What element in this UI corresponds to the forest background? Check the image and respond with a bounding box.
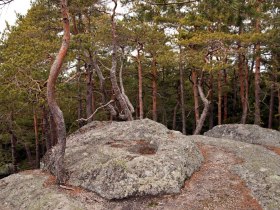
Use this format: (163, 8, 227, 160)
(0, 0, 279, 174)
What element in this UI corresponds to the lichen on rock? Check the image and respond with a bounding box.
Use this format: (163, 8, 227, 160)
(42, 119, 203, 200)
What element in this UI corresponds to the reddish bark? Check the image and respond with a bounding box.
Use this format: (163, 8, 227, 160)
(152, 55, 157, 122)
(46, 0, 70, 184)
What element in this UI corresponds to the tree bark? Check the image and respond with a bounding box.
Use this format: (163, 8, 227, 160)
(218, 70, 222, 125)
(77, 57, 83, 128)
(137, 48, 144, 119)
(194, 78, 211, 135)
(192, 70, 200, 126)
(179, 45, 186, 134)
(223, 69, 228, 122)
(172, 101, 179, 130)
(93, 58, 117, 117)
(268, 80, 275, 128)
(33, 108, 40, 169)
(152, 54, 158, 122)
(8, 113, 17, 173)
(46, 0, 70, 184)
(86, 59, 94, 123)
(24, 143, 33, 167)
(209, 72, 214, 129)
(254, 4, 261, 125)
(110, 1, 133, 121)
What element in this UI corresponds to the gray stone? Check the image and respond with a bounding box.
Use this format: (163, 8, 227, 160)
(42, 119, 203, 200)
(192, 135, 280, 210)
(204, 124, 280, 147)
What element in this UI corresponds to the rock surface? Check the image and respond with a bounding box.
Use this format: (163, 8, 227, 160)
(42, 119, 203, 199)
(204, 124, 280, 147)
(1, 122, 280, 210)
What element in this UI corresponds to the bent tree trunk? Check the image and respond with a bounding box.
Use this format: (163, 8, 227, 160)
(46, 0, 70, 184)
(194, 80, 211, 135)
(111, 0, 133, 120)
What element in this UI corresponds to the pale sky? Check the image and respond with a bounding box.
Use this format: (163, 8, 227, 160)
(0, 0, 31, 32)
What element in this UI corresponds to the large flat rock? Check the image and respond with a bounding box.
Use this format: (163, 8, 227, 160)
(42, 119, 203, 199)
(204, 124, 280, 148)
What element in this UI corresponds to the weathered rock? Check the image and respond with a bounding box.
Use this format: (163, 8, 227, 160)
(42, 119, 203, 200)
(0, 170, 103, 210)
(204, 124, 280, 148)
(192, 135, 280, 210)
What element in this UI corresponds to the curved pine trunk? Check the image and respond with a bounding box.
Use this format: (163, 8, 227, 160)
(46, 0, 70, 184)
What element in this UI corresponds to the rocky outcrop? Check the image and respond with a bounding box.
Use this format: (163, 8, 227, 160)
(42, 119, 203, 200)
(204, 124, 280, 148)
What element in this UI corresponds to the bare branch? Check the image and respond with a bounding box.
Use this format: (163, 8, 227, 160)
(77, 100, 115, 122)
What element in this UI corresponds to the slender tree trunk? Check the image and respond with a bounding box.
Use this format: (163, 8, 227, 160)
(137, 49, 144, 119)
(179, 45, 186, 134)
(24, 143, 33, 167)
(254, 5, 261, 125)
(8, 113, 17, 173)
(241, 60, 249, 124)
(119, 48, 134, 114)
(46, 0, 70, 184)
(110, 1, 133, 120)
(278, 88, 280, 128)
(93, 59, 117, 117)
(209, 72, 214, 129)
(152, 55, 157, 121)
(218, 70, 222, 125)
(233, 69, 237, 113)
(77, 57, 83, 128)
(43, 107, 51, 151)
(86, 61, 93, 123)
(194, 79, 211, 135)
(223, 69, 228, 122)
(268, 81, 275, 129)
(172, 101, 179, 130)
(33, 108, 40, 169)
(192, 70, 200, 125)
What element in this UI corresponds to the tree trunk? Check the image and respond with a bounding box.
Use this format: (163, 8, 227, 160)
(24, 143, 33, 167)
(179, 46, 186, 134)
(110, 1, 133, 121)
(209, 72, 214, 129)
(254, 5, 261, 125)
(223, 69, 228, 122)
(278, 88, 280, 128)
(241, 60, 249, 124)
(218, 70, 222, 125)
(86, 60, 93, 123)
(77, 57, 83, 128)
(8, 113, 17, 173)
(172, 101, 179, 130)
(194, 79, 211, 135)
(43, 107, 52, 151)
(137, 48, 144, 119)
(119, 48, 134, 114)
(33, 108, 40, 169)
(268, 81, 275, 128)
(152, 55, 157, 121)
(192, 70, 200, 126)
(46, 0, 70, 184)
(93, 58, 117, 117)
